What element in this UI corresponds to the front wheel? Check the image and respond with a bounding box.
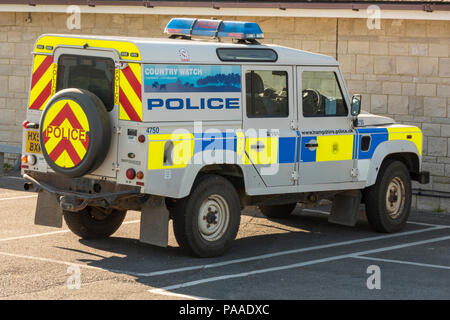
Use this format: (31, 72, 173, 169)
(172, 174, 241, 257)
(365, 160, 412, 233)
(63, 206, 126, 239)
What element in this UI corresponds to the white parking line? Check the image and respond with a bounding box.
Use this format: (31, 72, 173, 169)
(0, 251, 107, 272)
(352, 256, 450, 270)
(0, 221, 142, 273)
(137, 225, 447, 277)
(301, 208, 330, 215)
(149, 288, 210, 300)
(0, 229, 70, 242)
(407, 221, 449, 228)
(0, 209, 448, 284)
(148, 235, 450, 293)
(2, 224, 445, 280)
(1, 176, 24, 181)
(0, 219, 140, 242)
(303, 209, 449, 229)
(0, 194, 37, 201)
(349, 235, 450, 256)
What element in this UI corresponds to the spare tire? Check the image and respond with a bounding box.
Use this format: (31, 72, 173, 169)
(39, 88, 111, 178)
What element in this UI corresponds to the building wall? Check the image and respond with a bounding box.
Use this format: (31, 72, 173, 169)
(0, 12, 449, 210)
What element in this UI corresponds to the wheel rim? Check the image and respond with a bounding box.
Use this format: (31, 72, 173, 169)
(385, 176, 406, 219)
(197, 194, 230, 242)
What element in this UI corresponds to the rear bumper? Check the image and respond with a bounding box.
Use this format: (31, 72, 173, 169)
(23, 173, 141, 212)
(411, 171, 430, 184)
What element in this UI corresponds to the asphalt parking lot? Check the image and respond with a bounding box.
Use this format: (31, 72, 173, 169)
(0, 175, 449, 300)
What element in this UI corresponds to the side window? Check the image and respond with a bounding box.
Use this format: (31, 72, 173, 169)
(246, 70, 288, 118)
(56, 54, 115, 111)
(302, 71, 348, 117)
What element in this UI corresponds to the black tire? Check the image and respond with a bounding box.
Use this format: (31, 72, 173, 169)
(39, 88, 111, 178)
(63, 206, 126, 239)
(172, 174, 241, 258)
(259, 203, 297, 219)
(365, 160, 412, 233)
(165, 198, 177, 220)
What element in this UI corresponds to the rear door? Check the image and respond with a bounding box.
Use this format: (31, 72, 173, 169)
(297, 66, 356, 185)
(242, 65, 298, 187)
(54, 48, 120, 178)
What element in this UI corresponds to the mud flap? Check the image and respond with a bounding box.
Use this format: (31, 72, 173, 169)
(34, 190, 63, 228)
(139, 196, 169, 247)
(328, 190, 362, 227)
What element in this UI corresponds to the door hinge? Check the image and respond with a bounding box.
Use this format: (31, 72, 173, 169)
(351, 168, 359, 178)
(291, 170, 299, 183)
(116, 61, 129, 70)
(113, 126, 122, 135)
(290, 120, 298, 131)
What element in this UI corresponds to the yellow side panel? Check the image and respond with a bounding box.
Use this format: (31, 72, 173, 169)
(147, 134, 194, 170)
(235, 130, 248, 164)
(245, 137, 278, 165)
(316, 134, 354, 162)
(387, 127, 422, 155)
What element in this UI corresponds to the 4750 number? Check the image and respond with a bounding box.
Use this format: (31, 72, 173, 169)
(146, 127, 160, 134)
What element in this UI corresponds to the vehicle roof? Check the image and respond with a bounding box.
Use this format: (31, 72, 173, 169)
(36, 34, 339, 66)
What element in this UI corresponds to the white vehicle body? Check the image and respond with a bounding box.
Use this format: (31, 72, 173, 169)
(21, 22, 429, 257)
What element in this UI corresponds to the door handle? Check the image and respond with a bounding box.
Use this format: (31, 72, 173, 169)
(305, 143, 319, 148)
(250, 143, 265, 151)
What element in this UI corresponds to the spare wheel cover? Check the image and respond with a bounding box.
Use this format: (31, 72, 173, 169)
(39, 88, 111, 178)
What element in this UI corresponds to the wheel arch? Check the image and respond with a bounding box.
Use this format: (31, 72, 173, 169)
(383, 152, 420, 175)
(365, 140, 420, 188)
(191, 164, 246, 208)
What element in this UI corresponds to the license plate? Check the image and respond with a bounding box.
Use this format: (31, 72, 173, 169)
(25, 130, 41, 154)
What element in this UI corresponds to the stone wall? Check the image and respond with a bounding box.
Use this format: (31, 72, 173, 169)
(0, 12, 449, 210)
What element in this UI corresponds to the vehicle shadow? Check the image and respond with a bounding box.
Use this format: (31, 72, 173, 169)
(67, 206, 377, 299)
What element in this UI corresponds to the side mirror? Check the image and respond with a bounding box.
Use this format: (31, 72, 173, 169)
(351, 94, 361, 116)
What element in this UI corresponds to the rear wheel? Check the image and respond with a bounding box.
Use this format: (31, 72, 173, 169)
(172, 174, 241, 257)
(365, 160, 411, 233)
(259, 203, 297, 219)
(63, 206, 126, 239)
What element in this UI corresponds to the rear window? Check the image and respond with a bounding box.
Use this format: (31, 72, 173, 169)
(217, 48, 277, 62)
(56, 55, 115, 111)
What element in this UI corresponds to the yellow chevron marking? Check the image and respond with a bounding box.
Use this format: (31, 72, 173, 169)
(119, 70, 142, 119)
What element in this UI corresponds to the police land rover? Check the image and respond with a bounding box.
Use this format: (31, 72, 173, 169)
(21, 18, 429, 257)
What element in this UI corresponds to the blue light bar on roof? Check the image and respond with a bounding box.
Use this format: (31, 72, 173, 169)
(164, 18, 264, 40)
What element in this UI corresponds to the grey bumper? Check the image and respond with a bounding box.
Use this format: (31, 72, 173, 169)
(23, 173, 140, 212)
